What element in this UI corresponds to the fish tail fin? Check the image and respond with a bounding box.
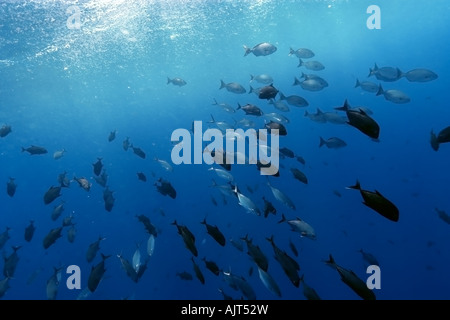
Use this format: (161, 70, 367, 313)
(21, 147, 25, 152)
(319, 137, 326, 148)
(335, 99, 350, 111)
(293, 77, 301, 86)
(212, 98, 218, 105)
(304, 110, 309, 116)
(219, 80, 226, 90)
(355, 79, 360, 88)
(277, 214, 286, 224)
(170, 220, 177, 226)
(324, 254, 336, 266)
(250, 74, 254, 81)
(347, 180, 361, 190)
(376, 84, 384, 96)
(243, 45, 251, 56)
(248, 85, 254, 94)
(200, 218, 207, 225)
(368, 68, 374, 77)
(240, 234, 249, 242)
(288, 47, 294, 56)
(167, 77, 171, 84)
(279, 92, 286, 100)
(101, 253, 112, 261)
(297, 59, 303, 68)
(265, 235, 274, 244)
(237, 103, 242, 110)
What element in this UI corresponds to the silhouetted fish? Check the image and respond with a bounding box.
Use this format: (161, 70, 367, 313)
(43, 186, 62, 205)
(347, 180, 399, 222)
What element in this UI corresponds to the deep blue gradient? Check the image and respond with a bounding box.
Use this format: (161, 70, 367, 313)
(0, 0, 449, 300)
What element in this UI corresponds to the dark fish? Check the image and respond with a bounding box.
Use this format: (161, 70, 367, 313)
(21, 145, 48, 155)
(341, 100, 380, 139)
(347, 180, 399, 222)
(57, 171, 71, 188)
(192, 257, 205, 284)
(155, 178, 177, 199)
(218, 288, 234, 300)
(262, 196, 277, 218)
(210, 150, 231, 171)
(244, 42, 277, 57)
(296, 156, 306, 165)
(264, 121, 287, 136)
(203, 258, 220, 276)
(256, 160, 280, 177)
(94, 170, 108, 187)
(210, 195, 218, 206)
(167, 77, 187, 86)
(290, 168, 308, 184)
(73, 176, 91, 192)
(51, 202, 65, 221)
(279, 147, 295, 159)
(62, 215, 74, 227)
(0, 276, 11, 298)
(137, 172, 147, 182)
(136, 214, 158, 237)
(319, 137, 347, 149)
(0, 227, 11, 250)
(325, 254, 376, 300)
(241, 235, 269, 272)
(88, 253, 110, 293)
(6, 177, 17, 197)
(237, 103, 263, 116)
(43, 186, 62, 205)
(86, 237, 105, 263)
(103, 187, 115, 212)
(108, 130, 116, 142)
(123, 137, 131, 151)
(300, 275, 321, 300)
(230, 238, 244, 252)
(222, 271, 256, 300)
(430, 130, 440, 151)
(46, 267, 62, 300)
(130, 145, 146, 159)
(437, 126, 450, 144)
(201, 218, 226, 247)
(67, 225, 77, 243)
(24, 221, 36, 242)
(266, 235, 300, 287)
(176, 271, 193, 281)
(258, 84, 279, 100)
(436, 208, 450, 225)
(0, 124, 11, 138)
(358, 249, 379, 266)
(92, 158, 103, 176)
(3, 246, 21, 278)
(172, 220, 197, 257)
(289, 238, 298, 257)
(43, 227, 63, 250)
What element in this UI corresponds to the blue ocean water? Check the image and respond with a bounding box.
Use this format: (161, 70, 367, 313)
(0, 0, 449, 300)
